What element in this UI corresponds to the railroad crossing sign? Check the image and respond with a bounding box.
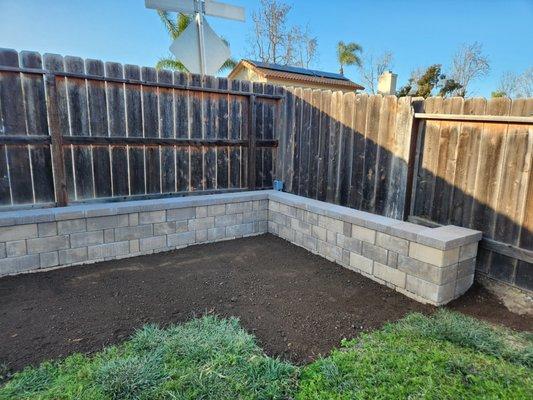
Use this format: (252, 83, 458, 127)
(145, 0, 245, 76)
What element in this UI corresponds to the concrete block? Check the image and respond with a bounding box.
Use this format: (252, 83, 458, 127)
(417, 225, 482, 250)
(175, 220, 188, 233)
(129, 213, 139, 226)
(208, 227, 226, 241)
(343, 221, 352, 237)
(196, 229, 208, 243)
(196, 206, 208, 218)
(215, 214, 242, 227)
(254, 221, 268, 233)
(140, 235, 167, 252)
(0, 254, 39, 275)
(455, 274, 474, 297)
(243, 211, 262, 224)
(326, 230, 337, 245)
(70, 231, 104, 247)
(397, 254, 457, 285)
(0, 224, 38, 242)
(278, 225, 295, 242)
(208, 204, 226, 216)
(139, 210, 166, 224)
(300, 234, 317, 252)
(226, 202, 252, 214)
(38, 222, 57, 237)
(118, 214, 129, 227)
(0, 243, 5, 258)
(59, 247, 88, 264)
(338, 234, 362, 253)
(154, 221, 177, 235)
(40, 251, 59, 268)
(6, 240, 27, 257)
(268, 221, 279, 235)
(352, 225, 376, 244)
(167, 231, 195, 247)
(376, 232, 409, 255)
(342, 249, 350, 266)
(88, 241, 129, 259)
(253, 199, 268, 210)
(318, 215, 343, 234)
(387, 251, 398, 268)
(406, 275, 455, 305)
(373, 262, 406, 288)
(306, 212, 318, 225)
(350, 252, 373, 274)
(27, 235, 69, 254)
(268, 201, 279, 212)
(311, 225, 327, 241)
(114, 225, 153, 241)
(317, 240, 342, 261)
(58, 219, 86, 234)
(409, 242, 459, 267)
(166, 207, 195, 221)
(87, 215, 120, 231)
(459, 242, 478, 262)
(226, 223, 254, 238)
(104, 229, 114, 243)
(457, 258, 476, 279)
(129, 239, 140, 253)
(362, 242, 388, 265)
(188, 217, 214, 231)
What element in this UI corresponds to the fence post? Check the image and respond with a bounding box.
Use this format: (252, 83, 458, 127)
(248, 94, 257, 190)
(44, 73, 68, 206)
(403, 98, 424, 220)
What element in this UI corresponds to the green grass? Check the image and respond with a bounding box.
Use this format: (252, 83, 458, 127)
(1, 310, 531, 400)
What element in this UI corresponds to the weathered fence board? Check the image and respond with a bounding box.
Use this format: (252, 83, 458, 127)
(0, 49, 278, 208)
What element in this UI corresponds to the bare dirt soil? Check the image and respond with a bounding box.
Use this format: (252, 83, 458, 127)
(1, 234, 530, 372)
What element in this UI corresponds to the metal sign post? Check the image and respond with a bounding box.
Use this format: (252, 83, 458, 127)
(145, 0, 245, 76)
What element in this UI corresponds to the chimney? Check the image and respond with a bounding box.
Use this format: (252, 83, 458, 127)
(378, 71, 397, 95)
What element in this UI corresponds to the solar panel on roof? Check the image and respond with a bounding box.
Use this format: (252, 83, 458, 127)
(248, 60, 350, 82)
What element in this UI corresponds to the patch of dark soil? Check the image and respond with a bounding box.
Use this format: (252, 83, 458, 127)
(0, 234, 529, 373)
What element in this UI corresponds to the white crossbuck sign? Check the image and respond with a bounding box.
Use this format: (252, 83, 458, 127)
(145, 0, 245, 76)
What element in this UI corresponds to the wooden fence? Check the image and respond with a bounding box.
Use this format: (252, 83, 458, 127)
(0, 49, 279, 208)
(276, 89, 532, 292)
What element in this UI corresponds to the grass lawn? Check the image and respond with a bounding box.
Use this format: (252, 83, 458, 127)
(1, 311, 531, 400)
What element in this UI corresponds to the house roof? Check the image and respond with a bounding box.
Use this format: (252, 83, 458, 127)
(228, 60, 364, 91)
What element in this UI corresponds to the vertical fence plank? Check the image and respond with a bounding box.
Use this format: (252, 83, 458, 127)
(361, 94, 381, 211)
(105, 61, 129, 197)
(142, 67, 160, 194)
(21, 51, 54, 204)
(158, 69, 175, 193)
(174, 71, 190, 192)
(203, 75, 217, 190)
(337, 92, 355, 205)
(229, 79, 242, 189)
(349, 94, 368, 209)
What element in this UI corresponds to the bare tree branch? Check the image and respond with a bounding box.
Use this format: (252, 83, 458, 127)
(450, 42, 490, 97)
(358, 51, 393, 94)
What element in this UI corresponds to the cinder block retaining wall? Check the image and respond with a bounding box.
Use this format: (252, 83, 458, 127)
(0, 191, 481, 305)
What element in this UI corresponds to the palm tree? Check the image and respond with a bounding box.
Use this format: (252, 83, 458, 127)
(337, 41, 363, 75)
(156, 11, 237, 73)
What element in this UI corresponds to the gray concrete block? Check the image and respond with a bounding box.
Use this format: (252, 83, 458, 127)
(40, 251, 59, 268)
(267, 221, 279, 235)
(253, 220, 268, 233)
(343, 221, 352, 237)
(188, 217, 214, 231)
(317, 240, 343, 262)
(352, 225, 376, 244)
(226, 202, 253, 214)
(337, 234, 362, 253)
(0, 254, 40, 275)
(195, 206, 208, 218)
(208, 204, 226, 216)
(166, 207, 195, 221)
(397, 254, 457, 285)
(129, 239, 140, 253)
(129, 213, 139, 226)
(27, 235, 69, 254)
(406, 275, 455, 305)
(373, 262, 406, 288)
(0, 243, 5, 259)
(139, 210, 166, 224)
(387, 251, 398, 268)
(208, 227, 226, 241)
(104, 229, 114, 243)
(278, 225, 295, 242)
(167, 231, 195, 247)
(362, 242, 388, 265)
(140, 235, 167, 252)
(87, 215, 120, 231)
(0, 224, 38, 242)
(58, 219, 86, 234)
(455, 274, 474, 297)
(215, 214, 243, 227)
(59, 247, 88, 264)
(311, 225, 327, 241)
(196, 229, 208, 243)
(326, 230, 337, 245)
(409, 242, 459, 267)
(416, 225, 482, 250)
(6, 240, 27, 257)
(70, 231, 104, 247)
(38, 222, 57, 237)
(459, 242, 478, 262)
(153, 221, 178, 235)
(114, 225, 153, 241)
(376, 232, 409, 255)
(457, 258, 476, 279)
(88, 241, 129, 259)
(226, 223, 254, 238)
(318, 215, 343, 234)
(350, 252, 373, 274)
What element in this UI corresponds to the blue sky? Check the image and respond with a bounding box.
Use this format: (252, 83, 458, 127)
(1, 0, 531, 96)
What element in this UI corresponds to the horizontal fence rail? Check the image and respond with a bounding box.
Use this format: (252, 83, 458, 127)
(0, 49, 280, 208)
